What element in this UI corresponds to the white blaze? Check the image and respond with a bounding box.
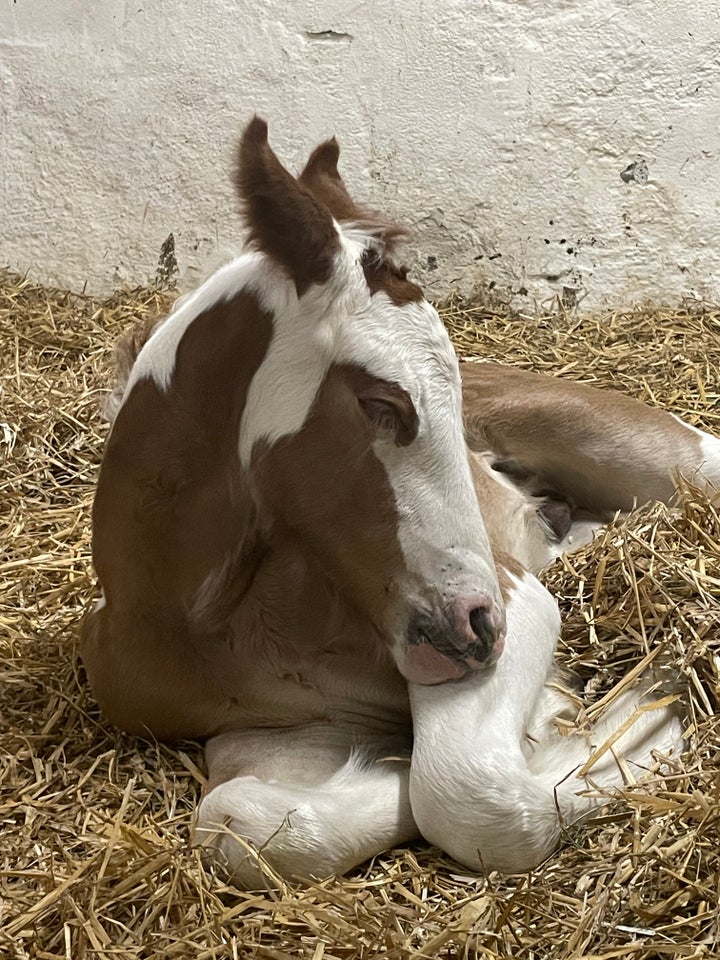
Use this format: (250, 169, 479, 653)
(117, 224, 499, 610)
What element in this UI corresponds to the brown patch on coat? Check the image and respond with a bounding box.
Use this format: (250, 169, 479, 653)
(83, 335, 417, 738)
(299, 138, 411, 255)
(298, 134, 421, 305)
(468, 449, 527, 557)
(249, 362, 408, 638)
(81, 290, 274, 738)
(461, 361, 703, 514)
(362, 253, 424, 305)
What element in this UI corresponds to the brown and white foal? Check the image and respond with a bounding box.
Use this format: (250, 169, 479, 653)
(82, 118, 720, 886)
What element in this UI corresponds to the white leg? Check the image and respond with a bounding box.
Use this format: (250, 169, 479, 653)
(409, 570, 684, 873)
(193, 726, 416, 888)
(672, 415, 720, 490)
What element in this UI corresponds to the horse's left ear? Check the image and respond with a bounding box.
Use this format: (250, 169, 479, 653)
(235, 116, 339, 296)
(299, 138, 359, 223)
(300, 137, 411, 255)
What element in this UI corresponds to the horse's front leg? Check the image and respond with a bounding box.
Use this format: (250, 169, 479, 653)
(194, 724, 416, 888)
(408, 567, 684, 874)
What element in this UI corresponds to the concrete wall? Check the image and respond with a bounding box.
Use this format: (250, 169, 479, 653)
(2, 0, 719, 311)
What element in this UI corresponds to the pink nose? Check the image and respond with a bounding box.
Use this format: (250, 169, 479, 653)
(452, 594, 505, 660)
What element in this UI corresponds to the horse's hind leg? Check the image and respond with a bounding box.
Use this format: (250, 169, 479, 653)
(462, 362, 720, 516)
(193, 725, 416, 888)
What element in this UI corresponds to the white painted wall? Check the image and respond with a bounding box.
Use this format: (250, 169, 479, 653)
(2, 0, 719, 311)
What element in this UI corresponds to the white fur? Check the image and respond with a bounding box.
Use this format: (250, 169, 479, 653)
(409, 571, 684, 873)
(545, 518, 605, 566)
(340, 295, 499, 613)
(234, 227, 501, 625)
(237, 232, 356, 466)
(672, 414, 720, 488)
(194, 734, 415, 887)
(119, 227, 492, 602)
(111, 219, 501, 667)
(98, 150, 710, 890)
(334, 236, 500, 623)
(698, 431, 720, 487)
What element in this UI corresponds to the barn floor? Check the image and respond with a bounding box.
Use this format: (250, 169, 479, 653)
(1, 271, 719, 959)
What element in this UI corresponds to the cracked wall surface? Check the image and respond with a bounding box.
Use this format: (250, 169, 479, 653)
(2, 0, 719, 310)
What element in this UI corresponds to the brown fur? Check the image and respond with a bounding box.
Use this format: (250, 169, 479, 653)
(103, 316, 164, 423)
(299, 138, 411, 256)
(82, 346, 415, 738)
(462, 361, 702, 514)
(236, 117, 340, 296)
(81, 289, 274, 737)
(249, 363, 411, 636)
(297, 135, 421, 305)
(82, 119, 426, 740)
(362, 253, 423, 305)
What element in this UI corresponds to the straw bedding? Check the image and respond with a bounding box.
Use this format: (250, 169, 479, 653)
(1, 270, 719, 958)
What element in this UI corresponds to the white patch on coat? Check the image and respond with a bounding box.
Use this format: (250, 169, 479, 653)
(237, 252, 349, 466)
(122, 253, 265, 400)
(672, 414, 720, 487)
(118, 221, 500, 616)
(409, 569, 684, 874)
(339, 294, 500, 613)
(237, 226, 500, 613)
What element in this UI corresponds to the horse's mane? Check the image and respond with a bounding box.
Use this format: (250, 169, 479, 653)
(102, 313, 163, 425)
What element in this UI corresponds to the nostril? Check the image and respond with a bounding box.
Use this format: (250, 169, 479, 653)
(468, 606, 496, 649)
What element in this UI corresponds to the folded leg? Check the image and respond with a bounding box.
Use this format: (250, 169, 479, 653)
(194, 724, 416, 888)
(462, 362, 720, 515)
(408, 566, 684, 873)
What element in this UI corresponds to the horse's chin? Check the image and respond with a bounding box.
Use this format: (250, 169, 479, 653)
(401, 643, 471, 685)
(401, 638, 505, 685)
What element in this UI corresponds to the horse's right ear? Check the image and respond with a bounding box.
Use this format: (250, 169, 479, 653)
(235, 117, 339, 296)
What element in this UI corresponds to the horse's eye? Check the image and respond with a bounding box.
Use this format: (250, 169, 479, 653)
(357, 384, 418, 447)
(359, 397, 403, 436)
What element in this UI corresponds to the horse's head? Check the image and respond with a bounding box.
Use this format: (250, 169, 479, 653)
(239, 117, 505, 684)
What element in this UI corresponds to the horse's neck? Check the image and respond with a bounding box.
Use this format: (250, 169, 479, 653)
(94, 287, 273, 610)
(236, 537, 375, 659)
(230, 538, 410, 722)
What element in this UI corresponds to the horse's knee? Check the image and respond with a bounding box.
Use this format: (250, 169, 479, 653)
(195, 754, 416, 888)
(193, 776, 333, 888)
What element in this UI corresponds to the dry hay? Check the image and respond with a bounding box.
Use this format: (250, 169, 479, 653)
(1, 269, 719, 959)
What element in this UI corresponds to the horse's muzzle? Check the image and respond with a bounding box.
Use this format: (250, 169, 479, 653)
(402, 595, 506, 684)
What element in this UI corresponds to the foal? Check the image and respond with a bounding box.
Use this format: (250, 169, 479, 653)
(82, 118, 720, 886)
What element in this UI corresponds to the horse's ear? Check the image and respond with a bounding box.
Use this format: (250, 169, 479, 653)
(300, 134, 411, 256)
(235, 117, 339, 295)
(299, 138, 359, 222)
